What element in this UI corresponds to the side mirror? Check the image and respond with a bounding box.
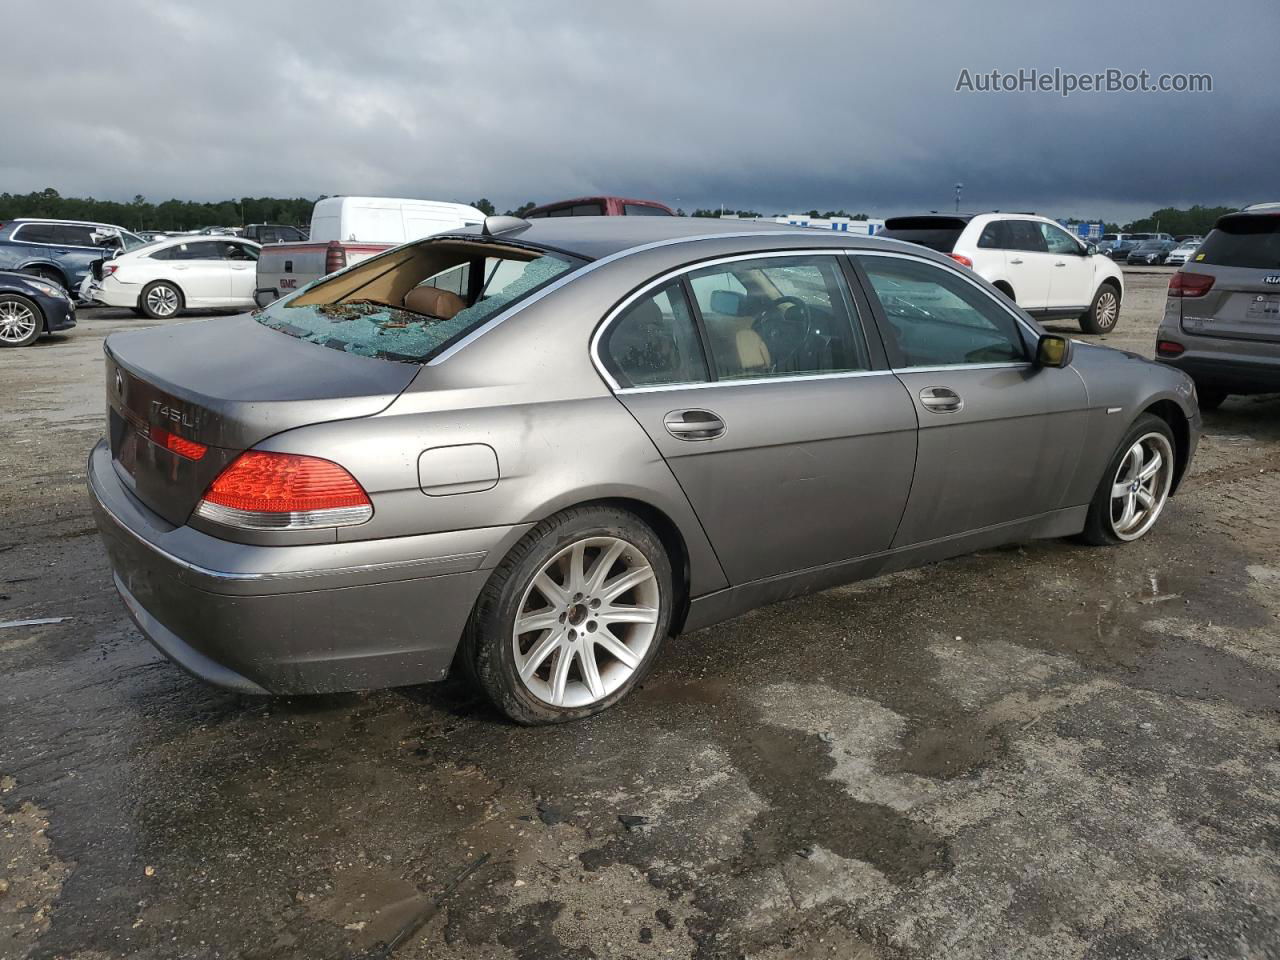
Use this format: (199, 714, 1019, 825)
(1036, 333, 1073, 368)
(1084, 243, 1098, 256)
(709, 289, 746, 317)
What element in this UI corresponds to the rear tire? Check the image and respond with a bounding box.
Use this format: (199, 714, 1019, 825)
(461, 506, 673, 725)
(1078, 413, 1176, 545)
(1080, 283, 1121, 334)
(0, 294, 44, 347)
(139, 281, 183, 319)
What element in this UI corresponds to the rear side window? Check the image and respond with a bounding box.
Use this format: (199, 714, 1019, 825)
(623, 204, 671, 217)
(879, 217, 967, 253)
(600, 282, 708, 388)
(857, 256, 1026, 367)
(1195, 216, 1280, 269)
(13, 223, 58, 244)
(687, 255, 870, 379)
(978, 221, 1010, 248)
(52, 225, 99, 246)
(1006, 221, 1048, 252)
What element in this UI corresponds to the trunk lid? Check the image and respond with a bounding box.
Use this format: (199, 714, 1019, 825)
(104, 314, 417, 525)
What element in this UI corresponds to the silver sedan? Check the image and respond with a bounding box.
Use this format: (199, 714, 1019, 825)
(89, 217, 1200, 723)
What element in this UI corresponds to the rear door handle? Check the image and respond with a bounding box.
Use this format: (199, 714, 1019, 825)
(919, 386, 963, 413)
(663, 409, 725, 441)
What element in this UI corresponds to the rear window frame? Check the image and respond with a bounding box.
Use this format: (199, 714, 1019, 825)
(255, 235, 590, 364)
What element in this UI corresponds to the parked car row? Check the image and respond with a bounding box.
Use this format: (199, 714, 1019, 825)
(878, 212, 1125, 333)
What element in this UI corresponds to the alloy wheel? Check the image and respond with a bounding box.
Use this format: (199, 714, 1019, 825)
(146, 285, 179, 317)
(1109, 432, 1173, 541)
(1095, 290, 1119, 330)
(0, 300, 38, 344)
(512, 536, 660, 708)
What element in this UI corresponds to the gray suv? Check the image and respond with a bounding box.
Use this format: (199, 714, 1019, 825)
(1156, 208, 1280, 408)
(0, 218, 146, 294)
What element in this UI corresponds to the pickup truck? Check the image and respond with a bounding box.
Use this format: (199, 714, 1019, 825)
(253, 197, 484, 306)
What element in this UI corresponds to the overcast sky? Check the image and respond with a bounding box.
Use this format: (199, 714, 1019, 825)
(6, 1, 1275, 222)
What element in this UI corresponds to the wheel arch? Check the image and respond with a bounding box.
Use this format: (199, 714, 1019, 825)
(1140, 399, 1190, 493)
(21, 261, 70, 288)
(991, 279, 1016, 301)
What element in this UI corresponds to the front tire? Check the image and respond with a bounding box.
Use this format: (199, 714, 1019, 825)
(0, 294, 44, 347)
(1079, 413, 1176, 545)
(139, 281, 183, 319)
(462, 506, 673, 725)
(1080, 283, 1121, 334)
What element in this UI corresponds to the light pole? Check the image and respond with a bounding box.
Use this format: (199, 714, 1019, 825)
(955, 182, 964, 213)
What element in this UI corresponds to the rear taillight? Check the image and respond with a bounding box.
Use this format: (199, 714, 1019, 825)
(103, 264, 118, 277)
(194, 452, 372, 530)
(1156, 340, 1185, 357)
(1168, 272, 1214, 298)
(324, 241, 348, 275)
(948, 253, 974, 268)
(150, 425, 207, 461)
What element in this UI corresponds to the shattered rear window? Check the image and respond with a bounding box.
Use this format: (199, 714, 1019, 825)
(255, 250, 580, 362)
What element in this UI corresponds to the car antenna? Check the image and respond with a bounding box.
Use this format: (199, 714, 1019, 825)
(482, 215, 531, 237)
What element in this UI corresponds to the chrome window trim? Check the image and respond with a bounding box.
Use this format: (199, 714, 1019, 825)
(427, 231, 814, 367)
(616, 368, 894, 395)
(590, 248, 877, 392)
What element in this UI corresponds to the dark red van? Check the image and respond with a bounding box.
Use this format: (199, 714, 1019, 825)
(524, 196, 674, 218)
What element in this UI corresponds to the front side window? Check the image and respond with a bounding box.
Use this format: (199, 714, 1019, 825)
(687, 255, 870, 380)
(223, 243, 258, 261)
(1039, 223, 1083, 255)
(600, 282, 708, 388)
(857, 256, 1027, 367)
(257, 240, 583, 362)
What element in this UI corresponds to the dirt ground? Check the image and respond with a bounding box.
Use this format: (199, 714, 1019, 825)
(1, 268, 1277, 960)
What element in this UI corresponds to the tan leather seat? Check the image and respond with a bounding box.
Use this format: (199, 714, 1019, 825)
(733, 327, 770, 371)
(704, 316, 770, 375)
(404, 286, 466, 319)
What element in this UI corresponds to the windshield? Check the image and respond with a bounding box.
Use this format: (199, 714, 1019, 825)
(256, 239, 584, 362)
(879, 217, 968, 253)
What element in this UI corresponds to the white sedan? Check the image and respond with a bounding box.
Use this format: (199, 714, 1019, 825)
(81, 236, 261, 318)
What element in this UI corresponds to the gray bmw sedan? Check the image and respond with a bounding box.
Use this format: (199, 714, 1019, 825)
(89, 216, 1200, 723)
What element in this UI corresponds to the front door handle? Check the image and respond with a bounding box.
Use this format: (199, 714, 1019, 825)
(664, 409, 725, 441)
(919, 386, 963, 413)
(1009, 257, 1024, 264)
(1055, 260, 1067, 267)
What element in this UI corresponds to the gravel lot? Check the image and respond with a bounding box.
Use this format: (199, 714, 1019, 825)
(1, 268, 1278, 960)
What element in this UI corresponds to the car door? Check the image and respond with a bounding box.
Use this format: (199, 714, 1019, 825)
(851, 252, 1089, 546)
(1003, 219, 1053, 311)
(603, 252, 919, 585)
(166, 241, 231, 304)
(224, 242, 259, 305)
(1039, 221, 1093, 311)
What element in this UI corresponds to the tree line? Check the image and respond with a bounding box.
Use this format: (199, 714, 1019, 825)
(0, 188, 316, 231)
(0, 189, 1245, 237)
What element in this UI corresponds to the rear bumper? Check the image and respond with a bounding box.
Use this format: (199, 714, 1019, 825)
(1157, 354, 1280, 394)
(87, 439, 522, 694)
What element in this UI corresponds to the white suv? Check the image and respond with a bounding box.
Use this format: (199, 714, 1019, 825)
(880, 213, 1125, 334)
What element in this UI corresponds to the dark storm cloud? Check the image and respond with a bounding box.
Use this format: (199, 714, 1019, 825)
(4, 0, 1276, 221)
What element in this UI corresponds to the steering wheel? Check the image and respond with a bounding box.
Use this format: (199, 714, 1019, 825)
(753, 296, 813, 369)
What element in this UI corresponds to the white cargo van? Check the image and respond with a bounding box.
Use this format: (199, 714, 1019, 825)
(254, 197, 485, 307)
